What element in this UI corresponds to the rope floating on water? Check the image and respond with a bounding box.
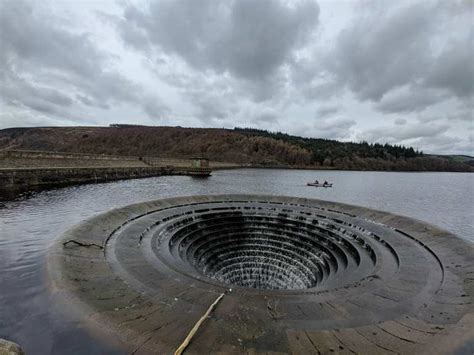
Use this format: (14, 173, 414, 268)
(174, 292, 225, 355)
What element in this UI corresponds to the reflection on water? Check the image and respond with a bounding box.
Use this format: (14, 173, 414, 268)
(0, 169, 472, 353)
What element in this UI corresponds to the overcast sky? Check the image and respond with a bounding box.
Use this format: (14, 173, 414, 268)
(0, 0, 472, 155)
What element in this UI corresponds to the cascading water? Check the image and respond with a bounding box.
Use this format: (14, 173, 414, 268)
(50, 195, 473, 354)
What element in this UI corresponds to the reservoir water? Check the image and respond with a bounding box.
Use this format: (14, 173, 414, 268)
(0, 169, 473, 354)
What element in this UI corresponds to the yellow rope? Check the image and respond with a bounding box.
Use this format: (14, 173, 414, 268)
(174, 293, 225, 355)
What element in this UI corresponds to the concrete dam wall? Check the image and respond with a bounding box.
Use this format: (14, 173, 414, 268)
(0, 166, 173, 190)
(0, 150, 189, 169)
(0, 150, 225, 196)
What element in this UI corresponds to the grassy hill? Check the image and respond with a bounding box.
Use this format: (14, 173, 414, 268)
(0, 125, 472, 172)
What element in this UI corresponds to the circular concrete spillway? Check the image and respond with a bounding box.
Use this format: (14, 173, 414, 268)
(158, 208, 381, 291)
(49, 195, 474, 354)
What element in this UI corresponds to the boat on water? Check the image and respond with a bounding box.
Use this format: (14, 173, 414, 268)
(307, 181, 333, 187)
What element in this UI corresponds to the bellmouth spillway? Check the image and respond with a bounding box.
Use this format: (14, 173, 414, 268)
(48, 194, 474, 354)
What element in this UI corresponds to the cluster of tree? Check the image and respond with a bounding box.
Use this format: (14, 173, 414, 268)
(0, 126, 472, 172)
(234, 128, 422, 164)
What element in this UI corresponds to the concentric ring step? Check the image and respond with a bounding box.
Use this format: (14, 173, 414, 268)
(49, 195, 474, 354)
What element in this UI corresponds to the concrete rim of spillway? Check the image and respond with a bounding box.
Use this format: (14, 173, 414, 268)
(47, 194, 474, 354)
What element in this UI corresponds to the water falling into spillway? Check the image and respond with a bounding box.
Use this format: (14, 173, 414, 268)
(51, 195, 473, 354)
(159, 204, 381, 291)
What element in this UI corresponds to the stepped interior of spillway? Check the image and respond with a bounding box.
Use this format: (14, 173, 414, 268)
(162, 207, 382, 291)
(50, 195, 474, 354)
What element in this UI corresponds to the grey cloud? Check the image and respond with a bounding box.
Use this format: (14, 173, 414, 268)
(72, 71, 141, 106)
(320, 1, 472, 114)
(14, 99, 60, 116)
(157, 68, 240, 123)
(300, 79, 343, 100)
(0, 111, 92, 128)
(412, 135, 472, 155)
(417, 115, 444, 123)
(112, 7, 151, 53)
(189, 92, 232, 123)
(242, 74, 288, 102)
(76, 95, 110, 110)
(394, 118, 407, 125)
(117, 0, 319, 99)
(290, 117, 355, 140)
(244, 107, 280, 124)
(359, 123, 449, 143)
(0, 0, 103, 78)
(256, 112, 279, 123)
(316, 105, 340, 118)
(315, 118, 356, 139)
(1, 70, 73, 116)
(418, 109, 473, 124)
(447, 111, 473, 123)
(0, 0, 161, 123)
(143, 97, 170, 120)
(376, 87, 447, 114)
(321, 118, 356, 130)
(326, 2, 434, 101)
(425, 39, 474, 98)
(214, 0, 318, 80)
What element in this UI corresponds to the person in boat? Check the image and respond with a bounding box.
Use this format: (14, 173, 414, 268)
(314, 179, 319, 184)
(323, 180, 328, 186)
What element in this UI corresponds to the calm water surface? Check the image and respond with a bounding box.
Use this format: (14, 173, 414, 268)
(0, 169, 473, 353)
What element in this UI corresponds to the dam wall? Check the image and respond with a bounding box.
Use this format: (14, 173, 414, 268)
(0, 150, 238, 169)
(0, 150, 239, 198)
(0, 150, 147, 169)
(0, 150, 141, 161)
(0, 166, 173, 194)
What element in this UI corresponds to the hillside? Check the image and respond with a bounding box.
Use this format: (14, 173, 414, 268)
(0, 126, 472, 172)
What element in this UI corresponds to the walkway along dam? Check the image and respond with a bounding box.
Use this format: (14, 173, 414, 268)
(0, 150, 229, 197)
(48, 194, 474, 354)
